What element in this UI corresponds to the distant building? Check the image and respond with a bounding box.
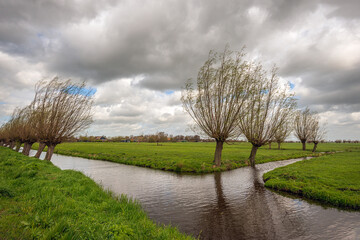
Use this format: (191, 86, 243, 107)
(95, 136, 107, 141)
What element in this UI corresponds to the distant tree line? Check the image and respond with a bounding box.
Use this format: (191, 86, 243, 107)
(78, 132, 204, 143)
(334, 140, 360, 143)
(0, 77, 94, 161)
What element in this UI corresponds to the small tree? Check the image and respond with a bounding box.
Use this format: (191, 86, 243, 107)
(1, 111, 24, 150)
(309, 116, 326, 152)
(238, 66, 296, 167)
(15, 106, 39, 156)
(7, 108, 23, 152)
(0, 122, 13, 148)
(33, 77, 94, 160)
(294, 108, 316, 151)
(0, 126, 6, 147)
(182, 47, 254, 166)
(268, 140, 273, 149)
(273, 120, 292, 149)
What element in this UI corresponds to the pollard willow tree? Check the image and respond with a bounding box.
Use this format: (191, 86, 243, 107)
(0, 108, 27, 150)
(5, 109, 23, 151)
(0, 103, 38, 153)
(0, 123, 15, 148)
(294, 107, 317, 151)
(33, 77, 94, 160)
(273, 119, 293, 150)
(238, 66, 297, 167)
(181, 47, 255, 166)
(309, 115, 326, 152)
(0, 119, 16, 149)
(16, 106, 39, 156)
(0, 126, 5, 146)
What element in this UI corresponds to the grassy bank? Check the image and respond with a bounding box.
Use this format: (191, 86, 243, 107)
(0, 147, 192, 239)
(33, 142, 359, 173)
(263, 150, 360, 210)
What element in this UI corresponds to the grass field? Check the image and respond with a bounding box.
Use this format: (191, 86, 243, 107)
(263, 150, 360, 210)
(32, 142, 360, 173)
(0, 147, 192, 239)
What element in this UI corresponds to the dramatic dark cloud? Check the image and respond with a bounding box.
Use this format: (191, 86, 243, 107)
(0, 0, 360, 139)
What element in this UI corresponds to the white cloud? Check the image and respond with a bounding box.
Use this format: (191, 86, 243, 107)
(0, 51, 47, 114)
(247, 6, 268, 24)
(87, 78, 192, 136)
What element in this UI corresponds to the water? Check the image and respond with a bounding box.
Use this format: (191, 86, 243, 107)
(31, 150, 360, 239)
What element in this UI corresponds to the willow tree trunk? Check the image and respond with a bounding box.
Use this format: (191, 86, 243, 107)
(249, 145, 259, 168)
(22, 142, 33, 156)
(269, 142, 272, 149)
(9, 142, 15, 149)
(45, 144, 56, 161)
(214, 140, 224, 167)
(312, 142, 318, 152)
(35, 143, 46, 158)
(277, 142, 281, 150)
(15, 142, 22, 152)
(301, 140, 306, 151)
(21, 144, 27, 154)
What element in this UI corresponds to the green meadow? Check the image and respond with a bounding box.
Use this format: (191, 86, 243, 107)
(263, 150, 360, 210)
(0, 147, 192, 239)
(33, 141, 359, 173)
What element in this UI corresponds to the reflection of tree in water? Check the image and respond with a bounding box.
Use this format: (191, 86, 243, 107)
(234, 168, 306, 240)
(239, 168, 307, 240)
(197, 172, 243, 239)
(242, 168, 278, 239)
(197, 169, 306, 240)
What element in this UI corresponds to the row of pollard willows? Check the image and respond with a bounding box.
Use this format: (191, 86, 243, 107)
(181, 46, 325, 168)
(269, 107, 326, 153)
(0, 77, 94, 161)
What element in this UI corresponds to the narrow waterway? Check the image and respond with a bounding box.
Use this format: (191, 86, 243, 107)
(31, 150, 360, 239)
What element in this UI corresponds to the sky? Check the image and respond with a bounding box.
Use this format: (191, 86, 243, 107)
(0, 0, 359, 140)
